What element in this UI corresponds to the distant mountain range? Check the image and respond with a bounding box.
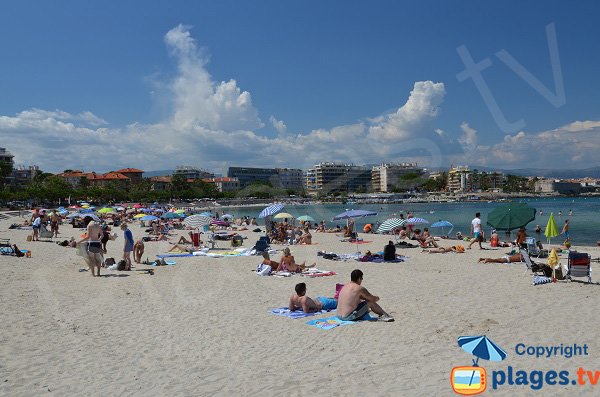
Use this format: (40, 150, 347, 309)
(144, 170, 174, 178)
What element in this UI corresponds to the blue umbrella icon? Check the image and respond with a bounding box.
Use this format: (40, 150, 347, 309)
(458, 335, 507, 386)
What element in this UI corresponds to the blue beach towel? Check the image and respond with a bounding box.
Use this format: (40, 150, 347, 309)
(269, 307, 328, 319)
(306, 316, 357, 330)
(149, 260, 177, 266)
(156, 253, 194, 258)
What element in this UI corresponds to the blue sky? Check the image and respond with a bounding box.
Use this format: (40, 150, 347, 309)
(1, 1, 599, 173)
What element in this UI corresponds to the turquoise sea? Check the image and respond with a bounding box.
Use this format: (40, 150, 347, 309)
(225, 197, 600, 246)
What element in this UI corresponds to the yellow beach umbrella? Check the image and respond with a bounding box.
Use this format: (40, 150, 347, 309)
(548, 248, 560, 279)
(273, 212, 294, 220)
(134, 213, 146, 219)
(175, 209, 186, 214)
(544, 213, 559, 244)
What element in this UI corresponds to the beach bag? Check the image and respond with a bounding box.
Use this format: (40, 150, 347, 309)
(531, 263, 553, 278)
(255, 264, 272, 276)
(117, 260, 127, 271)
(334, 283, 345, 299)
(104, 257, 116, 268)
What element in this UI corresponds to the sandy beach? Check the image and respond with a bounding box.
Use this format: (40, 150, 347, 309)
(1, 213, 600, 396)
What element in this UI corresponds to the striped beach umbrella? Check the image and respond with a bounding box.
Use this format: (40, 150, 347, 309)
(259, 204, 284, 218)
(377, 218, 407, 233)
(405, 217, 429, 225)
(183, 215, 213, 229)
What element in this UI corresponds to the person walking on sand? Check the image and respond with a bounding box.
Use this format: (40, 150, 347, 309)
(561, 219, 570, 243)
(337, 269, 394, 322)
(121, 223, 134, 270)
(468, 212, 483, 250)
(80, 216, 104, 277)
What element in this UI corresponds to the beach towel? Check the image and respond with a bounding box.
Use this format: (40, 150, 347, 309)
(269, 307, 328, 319)
(305, 316, 358, 330)
(302, 270, 336, 277)
(156, 253, 193, 258)
(149, 260, 177, 266)
(532, 275, 553, 285)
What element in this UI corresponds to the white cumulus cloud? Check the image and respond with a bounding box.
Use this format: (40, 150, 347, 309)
(269, 115, 287, 135)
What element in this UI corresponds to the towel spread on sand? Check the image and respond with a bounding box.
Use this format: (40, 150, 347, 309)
(269, 307, 328, 319)
(156, 253, 194, 258)
(306, 315, 376, 330)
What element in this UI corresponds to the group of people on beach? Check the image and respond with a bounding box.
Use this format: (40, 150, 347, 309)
(289, 269, 394, 322)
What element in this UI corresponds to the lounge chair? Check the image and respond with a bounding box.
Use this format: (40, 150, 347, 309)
(520, 249, 547, 275)
(206, 233, 219, 249)
(524, 237, 548, 258)
(566, 251, 592, 283)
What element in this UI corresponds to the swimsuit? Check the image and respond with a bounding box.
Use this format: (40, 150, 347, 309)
(337, 301, 369, 321)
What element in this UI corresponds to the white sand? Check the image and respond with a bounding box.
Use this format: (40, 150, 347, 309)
(1, 213, 600, 396)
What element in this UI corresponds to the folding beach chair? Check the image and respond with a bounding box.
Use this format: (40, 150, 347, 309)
(520, 249, 547, 275)
(524, 237, 548, 258)
(566, 251, 592, 283)
(206, 233, 218, 249)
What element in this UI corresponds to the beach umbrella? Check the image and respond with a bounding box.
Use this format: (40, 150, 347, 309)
(220, 213, 234, 220)
(162, 212, 182, 219)
(98, 207, 115, 214)
(80, 208, 94, 213)
(405, 217, 429, 225)
(199, 212, 212, 217)
(486, 203, 536, 231)
(544, 213, 559, 244)
(115, 206, 125, 212)
(140, 215, 158, 221)
(377, 218, 406, 233)
(259, 203, 284, 218)
(67, 213, 101, 222)
(431, 220, 454, 236)
(274, 212, 294, 220)
(133, 204, 142, 209)
(134, 213, 146, 219)
(458, 335, 507, 364)
(175, 209, 186, 214)
(332, 209, 377, 221)
(211, 220, 229, 226)
(297, 215, 316, 223)
(183, 215, 213, 228)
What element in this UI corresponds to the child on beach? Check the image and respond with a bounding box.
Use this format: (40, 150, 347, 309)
(289, 282, 337, 313)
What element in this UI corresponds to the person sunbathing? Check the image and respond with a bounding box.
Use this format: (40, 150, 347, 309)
(413, 229, 439, 248)
(478, 252, 523, 263)
(278, 247, 315, 273)
(168, 244, 192, 253)
(422, 245, 465, 254)
(289, 282, 337, 313)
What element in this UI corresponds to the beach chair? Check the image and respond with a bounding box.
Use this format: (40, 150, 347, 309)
(566, 251, 592, 283)
(524, 237, 548, 258)
(0, 238, 10, 249)
(206, 233, 218, 249)
(520, 249, 545, 275)
(38, 224, 54, 240)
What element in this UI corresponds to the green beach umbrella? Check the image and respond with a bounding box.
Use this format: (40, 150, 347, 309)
(297, 215, 316, 223)
(486, 203, 536, 231)
(98, 207, 115, 214)
(544, 212, 559, 243)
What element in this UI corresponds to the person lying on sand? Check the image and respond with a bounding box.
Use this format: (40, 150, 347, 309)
(422, 245, 465, 254)
(279, 247, 316, 273)
(168, 244, 191, 253)
(478, 252, 523, 263)
(289, 282, 337, 313)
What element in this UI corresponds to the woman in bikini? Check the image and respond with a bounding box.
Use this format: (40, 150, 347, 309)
(278, 247, 315, 273)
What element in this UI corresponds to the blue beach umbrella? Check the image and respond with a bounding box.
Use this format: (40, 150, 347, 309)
(199, 212, 213, 217)
(140, 215, 158, 221)
(259, 204, 284, 218)
(162, 212, 182, 219)
(332, 209, 377, 221)
(431, 220, 454, 236)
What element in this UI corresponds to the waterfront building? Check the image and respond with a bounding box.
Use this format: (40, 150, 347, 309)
(149, 176, 172, 191)
(305, 162, 372, 195)
(11, 165, 39, 187)
(534, 179, 581, 195)
(115, 168, 144, 183)
(371, 163, 423, 193)
(202, 177, 240, 192)
(227, 167, 278, 188)
(173, 166, 213, 180)
(274, 168, 304, 192)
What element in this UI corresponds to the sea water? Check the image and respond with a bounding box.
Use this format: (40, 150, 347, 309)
(225, 197, 600, 246)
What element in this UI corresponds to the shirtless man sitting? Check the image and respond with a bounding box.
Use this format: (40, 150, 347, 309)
(337, 269, 394, 322)
(261, 252, 279, 272)
(288, 283, 337, 313)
